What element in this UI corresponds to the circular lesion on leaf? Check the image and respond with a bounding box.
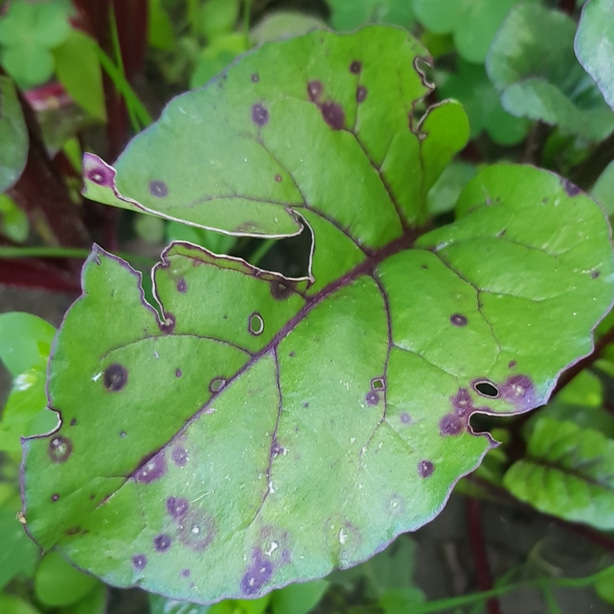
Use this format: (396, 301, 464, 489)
(248, 312, 265, 336)
(103, 363, 128, 392)
(48, 436, 72, 463)
(209, 377, 227, 393)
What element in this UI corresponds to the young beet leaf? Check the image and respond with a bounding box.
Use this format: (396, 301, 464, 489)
(21, 26, 614, 604)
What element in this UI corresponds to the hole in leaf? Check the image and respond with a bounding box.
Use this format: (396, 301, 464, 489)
(209, 377, 227, 393)
(371, 377, 385, 390)
(249, 313, 265, 336)
(473, 380, 499, 398)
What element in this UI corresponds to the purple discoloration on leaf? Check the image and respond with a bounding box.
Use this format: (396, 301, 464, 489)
(400, 412, 411, 424)
(166, 496, 189, 519)
(251, 103, 269, 126)
(365, 390, 380, 406)
(249, 312, 265, 336)
(176, 278, 187, 293)
(508, 360, 517, 368)
(450, 313, 467, 326)
(135, 452, 166, 483)
(51, 493, 60, 502)
(86, 166, 113, 186)
(178, 507, 216, 551)
(175, 368, 182, 378)
(49, 436, 72, 463)
(418, 460, 434, 478)
(154, 534, 172, 552)
(356, 86, 367, 103)
(275, 174, 282, 183)
(132, 554, 147, 570)
(182, 569, 190, 577)
(439, 413, 463, 436)
(307, 80, 322, 102)
(350, 60, 362, 74)
(240, 548, 274, 596)
(320, 101, 345, 130)
(103, 363, 128, 392)
(561, 178, 581, 196)
(149, 180, 168, 197)
(159, 313, 176, 334)
(451, 388, 473, 416)
(172, 446, 188, 467)
(500, 375, 536, 410)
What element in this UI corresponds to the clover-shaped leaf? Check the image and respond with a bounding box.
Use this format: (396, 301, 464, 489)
(21, 27, 614, 604)
(487, 3, 614, 141)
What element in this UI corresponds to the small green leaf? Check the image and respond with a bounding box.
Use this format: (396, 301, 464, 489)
(0, 193, 29, 243)
(0, 77, 28, 192)
(270, 579, 329, 614)
(594, 564, 614, 605)
(34, 551, 100, 607)
(327, 0, 414, 30)
(504, 418, 614, 530)
(487, 3, 614, 140)
(0, 508, 39, 589)
(592, 160, 614, 216)
(53, 30, 106, 121)
(250, 11, 328, 45)
(190, 33, 248, 89)
(0, 593, 42, 614)
(427, 162, 477, 216)
(198, 0, 240, 43)
(149, 0, 175, 51)
(575, 0, 614, 111)
(379, 587, 426, 613)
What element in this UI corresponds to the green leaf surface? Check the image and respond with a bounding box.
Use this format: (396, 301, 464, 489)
(592, 160, 614, 216)
(504, 418, 614, 530)
(250, 11, 328, 45)
(594, 564, 614, 605)
(487, 3, 614, 140)
(53, 30, 106, 121)
(270, 579, 328, 614)
(0, 77, 28, 192)
(0, 193, 29, 243)
(198, 0, 240, 43)
(427, 162, 477, 216)
(0, 593, 41, 614)
(23, 27, 614, 604)
(575, 0, 614, 111)
(149, 0, 175, 51)
(0, 509, 39, 589)
(326, 0, 414, 31)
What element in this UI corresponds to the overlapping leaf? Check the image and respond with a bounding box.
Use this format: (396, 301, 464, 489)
(21, 27, 614, 603)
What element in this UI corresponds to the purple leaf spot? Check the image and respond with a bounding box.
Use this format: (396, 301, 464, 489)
(120, 431, 127, 438)
(307, 80, 322, 102)
(418, 459, 434, 478)
(182, 569, 191, 577)
(149, 180, 168, 197)
(349, 60, 362, 74)
(251, 103, 269, 126)
(365, 390, 380, 406)
(176, 278, 187, 293)
(270, 280, 294, 299)
(86, 166, 112, 186)
(271, 440, 286, 456)
(178, 508, 216, 551)
(159, 313, 176, 334)
(132, 554, 147, 570)
(508, 360, 517, 369)
(440, 413, 463, 436)
(500, 375, 536, 410)
(51, 493, 60, 502)
(275, 174, 282, 182)
(172, 446, 188, 467)
(249, 312, 264, 336)
(451, 388, 473, 416)
(320, 101, 345, 130)
(450, 313, 468, 326)
(167, 496, 189, 519)
(70, 418, 77, 426)
(561, 178, 581, 196)
(135, 453, 166, 483)
(241, 549, 274, 596)
(209, 377, 227, 393)
(154, 534, 172, 552)
(356, 85, 367, 103)
(302, 402, 309, 408)
(473, 380, 499, 398)
(251, 73, 259, 83)
(400, 412, 411, 424)
(48, 436, 72, 463)
(103, 363, 128, 392)
(175, 368, 182, 378)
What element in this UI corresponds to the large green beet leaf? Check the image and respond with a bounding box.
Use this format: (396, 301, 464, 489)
(21, 26, 614, 603)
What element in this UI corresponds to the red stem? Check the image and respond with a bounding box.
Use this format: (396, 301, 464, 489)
(466, 498, 502, 614)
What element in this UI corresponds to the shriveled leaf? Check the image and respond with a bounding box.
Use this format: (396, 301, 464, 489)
(487, 3, 614, 141)
(575, 0, 614, 111)
(504, 418, 614, 530)
(0, 77, 28, 192)
(22, 27, 614, 605)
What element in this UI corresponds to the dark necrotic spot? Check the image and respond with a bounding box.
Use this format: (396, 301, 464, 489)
(249, 312, 264, 336)
(132, 554, 147, 570)
(400, 412, 411, 424)
(251, 73, 259, 83)
(289, 351, 295, 358)
(251, 103, 269, 126)
(275, 174, 282, 183)
(87, 166, 112, 186)
(320, 101, 345, 130)
(508, 360, 517, 369)
(181, 569, 190, 577)
(172, 446, 188, 467)
(450, 313, 468, 327)
(241, 548, 274, 596)
(473, 380, 499, 398)
(135, 452, 166, 483)
(592, 270, 600, 279)
(302, 402, 309, 408)
(356, 85, 367, 103)
(49, 436, 73, 463)
(166, 496, 189, 519)
(175, 368, 182, 378)
(271, 440, 285, 456)
(176, 278, 187, 293)
(270, 280, 294, 300)
(561, 177, 581, 196)
(440, 413, 463, 436)
(154, 534, 172, 552)
(349, 60, 362, 74)
(209, 377, 226, 393)
(149, 180, 168, 197)
(120, 431, 127, 438)
(64, 526, 80, 535)
(70, 418, 77, 426)
(51, 493, 60, 502)
(418, 459, 434, 478)
(104, 363, 128, 392)
(365, 390, 380, 406)
(307, 80, 322, 102)
(178, 507, 216, 551)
